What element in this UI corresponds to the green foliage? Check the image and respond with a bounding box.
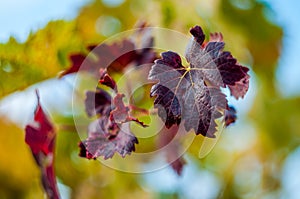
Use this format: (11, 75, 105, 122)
(0, 20, 84, 97)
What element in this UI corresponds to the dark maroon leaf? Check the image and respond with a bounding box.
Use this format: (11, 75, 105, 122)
(80, 118, 138, 159)
(85, 89, 111, 117)
(84, 71, 116, 118)
(182, 84, 227, 138)
(150, 84, 181, 128)
(78, 141, 94, 159)
(225, 105, 237, 127)
(149, 25, 249, 137)
(25, 90, 60, 199)
(149, 51, 184, 128)
(85, 70, 118, 117)
(189, 25, 205, 45)
(98, 69, 118, 91)
(149, 52, 227, 137)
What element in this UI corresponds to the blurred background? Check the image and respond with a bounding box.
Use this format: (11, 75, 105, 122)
(0, 0, 300, 198)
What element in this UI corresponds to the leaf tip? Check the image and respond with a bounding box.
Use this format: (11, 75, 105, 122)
(190, 25, 205, 45)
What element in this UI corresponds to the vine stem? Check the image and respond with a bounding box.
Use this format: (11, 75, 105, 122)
(129, 104, 157, 116)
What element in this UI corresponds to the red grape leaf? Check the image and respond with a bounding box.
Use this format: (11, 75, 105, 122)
(149, 25, 249, 137)
(79, 141, 94, 159)
(25, 90, 60, 199)
(79, 118, 138, 159)
(149, 51, 227, 137)
(25, 91, 55, 155)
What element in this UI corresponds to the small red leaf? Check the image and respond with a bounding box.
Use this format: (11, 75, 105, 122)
(25, 90, 60, 199)
(25, 91, 55, 155)
(149, 51, 227, 137)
